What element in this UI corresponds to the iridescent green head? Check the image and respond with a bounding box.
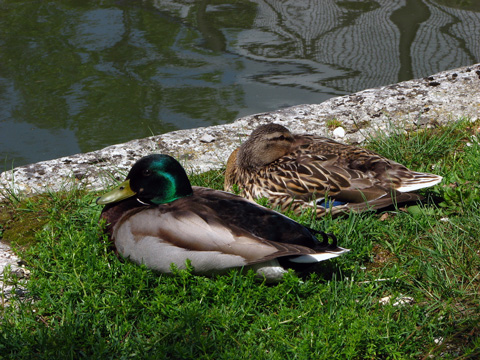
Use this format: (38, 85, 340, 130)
(97, 154, 193, 205)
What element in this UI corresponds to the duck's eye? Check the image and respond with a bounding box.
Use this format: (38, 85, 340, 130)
(142, 169, 152, 177)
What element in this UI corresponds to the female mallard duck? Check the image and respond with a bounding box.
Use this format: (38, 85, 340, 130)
(97, 154, 349, 282)
(224, 123, 443, 217)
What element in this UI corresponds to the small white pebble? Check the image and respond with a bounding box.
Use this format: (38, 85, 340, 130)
(379, 295, 392, 305)
(393, 296, 415, 306)
(333, 127, 345, 138)
(379, 295, 415, 306)
(434, 337, 444, 345)
(199, 134, 215, 143)
(440, 217, 449, 222)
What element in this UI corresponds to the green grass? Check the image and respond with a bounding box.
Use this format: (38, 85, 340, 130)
(1, 119, 480, 359)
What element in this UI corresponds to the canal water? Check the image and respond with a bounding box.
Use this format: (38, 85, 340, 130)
(1, 0, 479, 168)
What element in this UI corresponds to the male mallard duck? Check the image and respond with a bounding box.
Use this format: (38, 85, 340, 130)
(97, 154, 349, 282)
(224, 123, 443, 217)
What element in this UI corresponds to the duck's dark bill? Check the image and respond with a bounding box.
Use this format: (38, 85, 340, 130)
(96, 180, 136, 205)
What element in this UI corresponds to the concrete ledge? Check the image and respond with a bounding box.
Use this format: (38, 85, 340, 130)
(1, 63, 479, 199)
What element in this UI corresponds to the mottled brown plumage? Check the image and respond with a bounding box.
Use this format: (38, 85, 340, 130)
(225, 123, 443, 217)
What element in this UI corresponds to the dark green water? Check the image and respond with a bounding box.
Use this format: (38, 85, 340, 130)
(1, 0, 479, 167)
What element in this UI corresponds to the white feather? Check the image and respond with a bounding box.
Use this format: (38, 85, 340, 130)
(396, 173, 443, 192)
(288, 247, 350, 263)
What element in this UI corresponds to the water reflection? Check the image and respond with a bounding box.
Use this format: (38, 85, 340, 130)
(0, 0, 479, 167)
(236, 0, 479, 91)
